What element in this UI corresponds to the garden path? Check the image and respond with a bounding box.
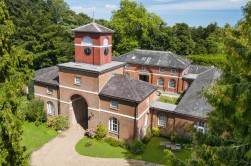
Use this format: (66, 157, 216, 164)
(31, 124, 163, 166)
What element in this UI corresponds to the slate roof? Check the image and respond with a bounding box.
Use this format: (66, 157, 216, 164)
(174, 68, 220, 119)
(187, 65, 213, 74)
(99, 74, 157, 103)
(72, 23, 114, 33)
(33, 66, 59, 86)
(151, 102, 177, 112)
(113, 49, 192, 69)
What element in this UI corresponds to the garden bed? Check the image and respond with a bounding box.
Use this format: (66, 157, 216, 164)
(75, 137, 191, 165)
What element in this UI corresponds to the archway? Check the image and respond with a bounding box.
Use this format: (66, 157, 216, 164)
(70, 94, 88, 129)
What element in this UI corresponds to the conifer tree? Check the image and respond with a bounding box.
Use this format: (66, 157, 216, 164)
(0, 0, 33, 165)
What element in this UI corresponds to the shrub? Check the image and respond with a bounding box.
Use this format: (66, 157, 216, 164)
(85, 129, 95, 139)
(152, 127, 160, 136)
(119, 141, 130, 149)
(46, 115, 69, 131)
(85, 141, 92, 147)
(142, 127, 153, 144)
(25, 99, 47, 123)
(104, 137, 119, 147)
(129, 141, 146, 155)
(95, 122, 107, 140)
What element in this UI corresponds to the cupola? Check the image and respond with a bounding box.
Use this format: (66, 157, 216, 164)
(73, 23, 114, 65)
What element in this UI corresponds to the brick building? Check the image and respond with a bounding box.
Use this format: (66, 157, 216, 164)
(33, 22, 220, 141)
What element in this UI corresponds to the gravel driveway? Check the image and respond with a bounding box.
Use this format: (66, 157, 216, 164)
(31, 124, 163, 166)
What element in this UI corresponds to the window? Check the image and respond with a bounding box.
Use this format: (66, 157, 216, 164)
(195, 121, 207, 133)
(110, 100, 118, 109)
(47, 101, 55, 115)
(158, 114, 166, 127)
(170, 69, 176, 74)
(75, 77, 82, 85)
(142, 66, 146, 71)
(159, 68, 164, 73)
(47, 86, 53, 94)
(141, 57, 147, 61)
(169, 79, 176, 88)
(146, 57, 151, 63)
(103, 37, 109, 46)
(82, 36, 93, 46)
(109, 117, 119, 133)
(158, 77, 164, 86)
(125, 64, 130, 68)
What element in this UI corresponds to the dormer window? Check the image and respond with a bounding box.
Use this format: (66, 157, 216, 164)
(170, 69, 176, 74)
(47, 87, 53, 94)
(75, 77, 82, 85)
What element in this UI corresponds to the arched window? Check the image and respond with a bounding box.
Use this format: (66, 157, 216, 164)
(158, 77, 164, 86)
(103, 37, 109, 46)
(169, 79, 176, 88)
(47, 101, 55, 115)
(82, 36, 93, 46)
(158, 113, 166, 127)
(109, 117, 119, 133)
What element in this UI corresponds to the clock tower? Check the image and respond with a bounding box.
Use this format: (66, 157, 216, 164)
(73, 23, 114, 65)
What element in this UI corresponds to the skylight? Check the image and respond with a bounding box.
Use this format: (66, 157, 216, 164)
(146, 57, 151, 63)
(132, 56, 136, 59)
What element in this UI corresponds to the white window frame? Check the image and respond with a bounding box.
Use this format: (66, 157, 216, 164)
(103, 37, 109, 46)
(195, 121, 207, 134)
(74, 77, 82, 85)
(110, 100, 119, 109)
(168, 79, 176, 88)
(170, 69, 176, 74)
(158, 113, 167, 127)
(47, 101, 55, 115)
(157, 77, 164, 86)
(109, 117, 119, 133)
(159, 68, 164, 73)
(82, 36, 93, 46)
(47, 86, 53, 94)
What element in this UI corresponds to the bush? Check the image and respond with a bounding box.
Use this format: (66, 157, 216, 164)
(85, 129, 95, 138)
(46, 115, 69, 131)
(152, 127, 160, 136)
(142, 127, 153, 144)
(85, 141, 92, 147)
(119, 141, 130, 150)
(129, 141, 146, 155)
(25, 99, 47, 123)
(105, 137, 120, 147)
(95, 122, 107, 140)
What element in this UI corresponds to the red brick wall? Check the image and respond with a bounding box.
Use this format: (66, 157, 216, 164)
(124, 64, 186, 93)
(74, 32, 112, 65)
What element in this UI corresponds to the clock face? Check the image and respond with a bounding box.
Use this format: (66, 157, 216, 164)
(84, 47, 91, 56)
(104, 47, 109, 56)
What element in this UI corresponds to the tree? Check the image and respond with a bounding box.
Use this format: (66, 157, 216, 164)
(167, 2, 251, 165)
(107, 0, 168, 55)
(0, 1, 33, 165)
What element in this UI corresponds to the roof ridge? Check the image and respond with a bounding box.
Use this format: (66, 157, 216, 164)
(92, 23, 101, 32)
(97, 23, 115, 32)
(125, 75, 141, 102)
(197, 67, 215, 77)
(72, 22, 92, 31)
(169, 52, 186, 68)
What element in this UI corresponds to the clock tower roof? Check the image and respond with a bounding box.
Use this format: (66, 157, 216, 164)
(73, 22, 115, 34)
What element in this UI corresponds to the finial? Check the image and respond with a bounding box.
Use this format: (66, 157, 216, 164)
(92, 10, 95, 23)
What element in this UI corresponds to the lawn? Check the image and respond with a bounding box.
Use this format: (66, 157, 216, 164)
(21, 121, 59, 154)
(75, 137, 191, 165)
(158, 96, 178, 104)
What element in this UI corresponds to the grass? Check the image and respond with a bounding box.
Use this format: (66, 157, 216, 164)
(158, 96, 178, 104)
(21, 121, 59, 154)
(75, 137, 191, 165)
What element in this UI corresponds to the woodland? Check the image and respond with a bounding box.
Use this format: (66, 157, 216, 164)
(0, 0, 250, 165)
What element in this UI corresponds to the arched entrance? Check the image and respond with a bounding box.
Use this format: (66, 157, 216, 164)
(70, 94, 88, 129)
